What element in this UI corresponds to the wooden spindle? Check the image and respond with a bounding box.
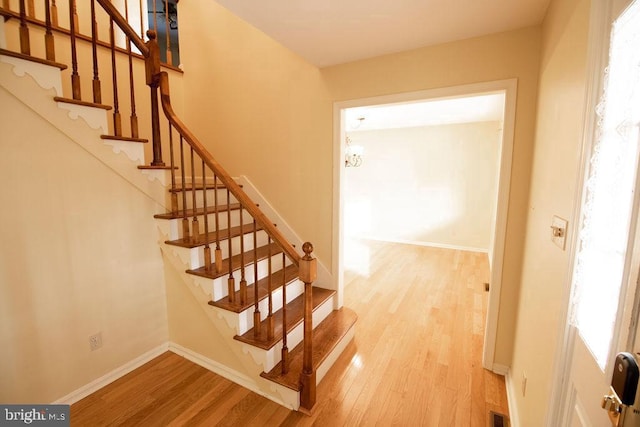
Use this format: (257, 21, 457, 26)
(281, 252, 288, 374)
(50, 0, 58, 26)
(299, 242, 318, 410)
(44, 0, 55, 61)
(214, 175, 222, 273)
(164, 0, 171, 64)
(169, 123, 178, 212)
(152, 0, 157, 36)
(68, 0, 80, 99)
(202, 161, 211, 271)
(227, 188, 235, 304)
(179, 136, 189, 240)
(190, 146, 199, 243)
(146, 30, 164, 166)
(71, 0, 78, 31)
(124, 0, 138, 138)
(239, 206, 247, 305)
(253, 220, 260, 338)
(90, 0, 101, 103)
(26, 0, 33, 17)
(267, 237, 274, 340)
(19, 0, 30, 55)
(138, 0, 144, 39)
(3, 0, 10, 11)
(109, 16, 122, 136)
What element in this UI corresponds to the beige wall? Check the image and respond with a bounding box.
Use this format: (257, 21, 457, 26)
(324, 28, 542, 367)
(509, 0, 591, 423)
(177, 1, 333, 265)
(0, 83, 169, 403)
(345, 122, 501, 250)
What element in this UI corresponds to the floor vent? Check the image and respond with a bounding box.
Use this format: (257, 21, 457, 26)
(489, 411, 510, 427)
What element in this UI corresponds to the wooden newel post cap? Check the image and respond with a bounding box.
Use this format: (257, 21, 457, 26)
(299, 242, 317, 283)
(145, 30, 161, 85)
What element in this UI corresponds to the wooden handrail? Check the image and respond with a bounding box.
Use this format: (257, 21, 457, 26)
(156, 71, 302, 266)
(95, 0, 147, 56)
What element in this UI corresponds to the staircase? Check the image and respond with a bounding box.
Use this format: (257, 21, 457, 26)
(0, 0, 356, 412)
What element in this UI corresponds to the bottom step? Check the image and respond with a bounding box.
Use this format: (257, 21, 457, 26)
(260, 307, 358, 390)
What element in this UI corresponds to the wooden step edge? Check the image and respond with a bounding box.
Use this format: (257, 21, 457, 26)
(137, 165, 177, 170)
(187, 243, 282, 284)
(100, 134, 149, 143)
(0, 48, 68, 70)
(53, 96, 112, 110)
(233, 287, 336, 350)
(154, 203, 242, 220)
(210, 264, 299, 313)
(259, 307, 358, 391)
(166, 223, 264, 249)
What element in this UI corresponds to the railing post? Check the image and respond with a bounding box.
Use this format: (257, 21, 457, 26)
(299, 242, 317, 411)
(145, 30, 165, 166)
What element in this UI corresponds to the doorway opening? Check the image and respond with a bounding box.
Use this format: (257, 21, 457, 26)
(332, 80, 517, 371)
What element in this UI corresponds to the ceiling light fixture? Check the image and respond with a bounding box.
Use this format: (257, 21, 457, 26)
(345, 135, 364, 168)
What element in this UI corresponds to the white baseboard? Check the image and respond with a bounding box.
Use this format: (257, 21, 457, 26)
(504, 369, 520, 427)
(492, 363, 510, 376)
(52, 343, 169, 405)
(167, 342, 294, 409)
(350, 235, 489, 254)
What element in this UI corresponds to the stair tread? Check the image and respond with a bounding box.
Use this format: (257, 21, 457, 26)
(260, 307, 358, 391)
(166, 223, 262, 249)
(154, 203, 242, 220)
(137, 165, 176, 170)
(211, 264, 299, 313)
(234, 286, 336, 350)
(187, 242, 282, 279)
(0, 48, 68, 70)
(100, 134, 148, 143)
(53, 96, 112, 110)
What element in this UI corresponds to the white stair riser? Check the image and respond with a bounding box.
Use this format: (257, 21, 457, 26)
(208, 255, 292, 301)
(166, 231, 272, 270)
(174, 253, 288, 298)
(164, 209, 255, 240)
(175, 188, 238, 210)
(243, 294, 336, 372)
(233, 280, 305, 335)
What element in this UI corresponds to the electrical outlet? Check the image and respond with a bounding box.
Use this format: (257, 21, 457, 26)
(522, 372, 527, 397)
(89, 332, 102, 351)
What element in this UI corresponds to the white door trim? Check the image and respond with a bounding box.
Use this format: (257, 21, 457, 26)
(332, 79, 518, 371)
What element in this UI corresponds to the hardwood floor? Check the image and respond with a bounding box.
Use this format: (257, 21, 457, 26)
(71, 241, 509, 426)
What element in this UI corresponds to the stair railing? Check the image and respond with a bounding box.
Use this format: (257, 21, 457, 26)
(152, 33, 319, 413)
(0, 0, 320, 411)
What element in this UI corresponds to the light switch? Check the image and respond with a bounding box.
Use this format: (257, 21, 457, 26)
(551, 216, 568, 250)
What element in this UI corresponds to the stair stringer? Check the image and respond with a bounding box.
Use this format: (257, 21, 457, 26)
(0, 56, 170, 210)
(158, 237, 302, 410)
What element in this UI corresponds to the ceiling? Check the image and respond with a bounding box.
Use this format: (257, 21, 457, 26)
(214, 0, 551, 67)
(345, 93, 506, 131)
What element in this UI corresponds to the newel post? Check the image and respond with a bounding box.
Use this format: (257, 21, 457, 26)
(145, 30, 165, 166)
(299, 242, 317, 411)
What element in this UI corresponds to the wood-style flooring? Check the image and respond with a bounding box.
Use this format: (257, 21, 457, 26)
(70, 241, 509, 426)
